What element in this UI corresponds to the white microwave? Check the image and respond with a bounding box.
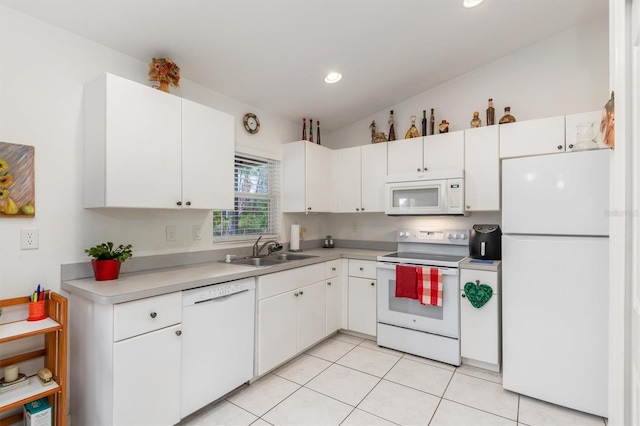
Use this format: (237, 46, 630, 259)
(385, 174, 465, 216)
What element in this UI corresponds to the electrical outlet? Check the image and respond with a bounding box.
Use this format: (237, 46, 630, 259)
(21, 228, 39, 250)
(352, 222, 358, 232)
(166, 225, 176, 242)
(193, 225, 202, 241)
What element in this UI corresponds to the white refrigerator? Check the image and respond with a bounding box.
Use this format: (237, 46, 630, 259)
(501, 149, 609, 417)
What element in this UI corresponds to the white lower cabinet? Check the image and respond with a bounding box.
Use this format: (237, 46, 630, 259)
(325, 259, 342, 336)
(459, 260, 501, 372)
(347, 260, 377, 336)
(256, 263, 328, 375)
(113, 324, 182, 426)
(69, 291, 182, 426)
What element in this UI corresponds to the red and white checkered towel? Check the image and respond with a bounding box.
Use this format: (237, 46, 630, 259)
(417, 267, 442, 306)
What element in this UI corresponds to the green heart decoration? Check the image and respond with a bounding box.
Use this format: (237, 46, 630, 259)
(464, 281, 493, 309)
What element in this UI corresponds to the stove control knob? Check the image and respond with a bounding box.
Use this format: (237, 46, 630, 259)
(399, 232, 405, 237)
(447, 233, 453, 239)
(460, 233, 468, 240)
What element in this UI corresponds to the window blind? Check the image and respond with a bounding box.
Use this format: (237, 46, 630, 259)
(213, 154, 280, 241)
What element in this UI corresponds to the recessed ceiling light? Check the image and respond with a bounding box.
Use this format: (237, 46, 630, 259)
(462, 0, 484, 8)
(324, 72, 342, 84)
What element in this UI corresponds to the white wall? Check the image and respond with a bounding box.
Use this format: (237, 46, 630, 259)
(0, 6, 299, 299)
(323, 15, 609, 149)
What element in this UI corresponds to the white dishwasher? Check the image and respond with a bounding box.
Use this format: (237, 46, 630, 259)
(181, 277, 256, 418)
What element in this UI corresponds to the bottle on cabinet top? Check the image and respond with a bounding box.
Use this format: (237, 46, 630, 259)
(388, 110, 396, 141)
(421, 110, 427, 136)
(309, 119, 314, 143)
(429, 108, 435, 136)
(499, 107, 516, 124)
(302, 117, 307, 140)
(316, 120, 321, 145)
(405, 115, 420, 139)
(486, 98, 495, 126)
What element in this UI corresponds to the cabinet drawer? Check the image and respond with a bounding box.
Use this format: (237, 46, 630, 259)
(348, 260, 376, 279)
(114, 292, 182, 341)
(258, 263, 326, 300)
(326, 260, 341, 278)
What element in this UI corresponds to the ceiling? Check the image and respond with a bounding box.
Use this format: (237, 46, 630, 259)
(1, 0, 607, 133)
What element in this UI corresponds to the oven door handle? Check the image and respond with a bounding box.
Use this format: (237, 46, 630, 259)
(376, 262, 459, 276)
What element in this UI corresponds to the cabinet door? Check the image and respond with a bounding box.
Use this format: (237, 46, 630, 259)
(182, 99, 234, 210)
(423, 131, 464, 172)
(297, 280, 326, 351)
(326, 278, 341, 336)
(348, 277, 377, 336)
(464, 126, 500, 211)
(361, 143, 388, 212)
(283, 141, 306, 212)
(499, 116, 565, 158)
(104, 74, 182, 208)
(257, 291, 298, 375)
(336, 146, 362, 212)
(113, 324, 181, 426)
(305, 143, 334, 212)
(460, 269, 499, 367)
(387, 138, 423, 175)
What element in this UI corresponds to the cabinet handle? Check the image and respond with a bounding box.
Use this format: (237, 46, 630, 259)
(360, 267, 364, 271)
(361, 207, 365, 211)
(416, 168, 421, 172)
(462, 294, 466, 298)
(185, 201, 191, 206)
(557, 145, 563, 150)
(307, 207, 312, 211)
(370, 282, 375, 286)
(466, 205, 471, 209)
(568, 144, 574, 149)
(294, 292, 299, 297)
(300, 291, 304, 295)
(175, 330, 182, 336)
(327, 282, 332, 286)
(476, 280, 480, 285)
(150, 312, 157, 319)
(332, 267, 336, 271)
(176, 201, 182, 206)
(356, 208, 360, 211)
(424, 167, 428, 171)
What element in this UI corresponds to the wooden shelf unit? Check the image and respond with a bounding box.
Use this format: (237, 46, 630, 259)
(0, 292, 67, 426)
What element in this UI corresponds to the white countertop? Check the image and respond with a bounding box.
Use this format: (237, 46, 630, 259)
(62, 248, 390, 305)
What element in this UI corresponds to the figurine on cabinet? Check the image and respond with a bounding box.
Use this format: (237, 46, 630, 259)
(470, 111, 482, 128)
(369, 120, 377, 143)
(438, 120, 450, 133)
(405, 115, 420, 138)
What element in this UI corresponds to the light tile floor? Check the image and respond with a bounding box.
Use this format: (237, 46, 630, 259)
(181, 333, 607, 426)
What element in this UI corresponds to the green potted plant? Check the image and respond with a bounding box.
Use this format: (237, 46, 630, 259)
(85, 242, 133, 281)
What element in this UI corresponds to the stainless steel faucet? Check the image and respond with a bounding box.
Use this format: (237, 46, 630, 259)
(252, 236, 282, 257)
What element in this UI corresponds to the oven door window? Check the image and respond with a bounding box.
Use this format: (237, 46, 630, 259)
(387, 279, 443, 319)
(391, 187, 440, 209)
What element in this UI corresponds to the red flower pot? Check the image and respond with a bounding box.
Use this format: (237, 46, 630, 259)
(92, 259, 122, 281)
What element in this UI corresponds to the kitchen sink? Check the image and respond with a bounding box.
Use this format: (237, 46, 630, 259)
(266, 252, 317, 261)
(224, 252, 317, 267)
(228, 257, 285, 267)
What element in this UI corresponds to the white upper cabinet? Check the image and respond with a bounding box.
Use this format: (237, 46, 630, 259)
(335, 143, 387, 213)
(181, 99, 234, 210)
(387, 132, 464, 177)
(423, 131, 464, 172)
(499, 116, 565, 159)
(83, 73, 234, 210)
(464, 126, 500, 211)
(387, 137, 423, 175)
(283, 141, 334, 213)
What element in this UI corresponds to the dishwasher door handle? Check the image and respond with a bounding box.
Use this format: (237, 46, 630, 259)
(193, 288, 250, 305)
